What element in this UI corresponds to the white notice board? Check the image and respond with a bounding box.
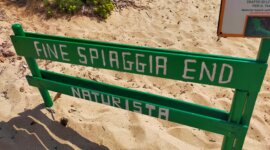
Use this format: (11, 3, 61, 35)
(218, 0, 270, 37)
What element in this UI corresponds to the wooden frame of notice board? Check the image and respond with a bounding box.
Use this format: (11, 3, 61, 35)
(218, 0, 270, 37)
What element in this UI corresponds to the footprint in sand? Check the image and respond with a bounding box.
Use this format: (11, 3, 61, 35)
(188, 92, 212, 107)
(154, 37, 175, 46)
(248, 121, 267, 143)
(127, 112, 146, 141)
(167, 127, 216, 148)
(97, 108, 111, 114)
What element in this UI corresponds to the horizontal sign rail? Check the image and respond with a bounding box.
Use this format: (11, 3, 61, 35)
(24, 32, 255, 62)
(11, 33, 267, 92)
(26, 70, 247, 137)
(40, 70, 228, 120)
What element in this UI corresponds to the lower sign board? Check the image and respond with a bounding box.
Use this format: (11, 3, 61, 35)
(26, 69, 244, 137)
(218, 0, 270, 37)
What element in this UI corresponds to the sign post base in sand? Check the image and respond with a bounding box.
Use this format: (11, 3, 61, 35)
(11, 24, 270, 150)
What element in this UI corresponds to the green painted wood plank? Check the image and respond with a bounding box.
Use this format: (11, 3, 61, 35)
(26, 74, 247, 137)
(222, 90, 248, 150)
(11, 35, 267, 92)
(228, 91, 248, 123)
(12, 24, 53, 107)
(257, 38, 270, 63)
(40, 69, 228, 120)
(24, 32, 255, 62)
(232, 38, 270, 150)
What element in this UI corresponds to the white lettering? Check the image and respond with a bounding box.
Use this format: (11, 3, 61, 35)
(146, 104, 155, 116)
(77, 47, 87, 64)
(59, 44, 70, 62)
(122, 52, 134, 70)
(101, 49, 106, 66)
(91, 92, 100, 102)
(183, 59, 196, 80)
(199, 62, 216, 82)
(133, 101, 142, 113)
(82, 89, 91, 100)
(34, 41, 42, 57)
(136, 54, 146, 73)
(219, 64, 233, 84)
(101, 94, 110, 106)
(71, 87, 81, 98)
(89, 48, 99, 64)
(149, 55, 153, 73)
(112, 97, 121, 108)
(70, 87, 171, 120)
(156, 56, 167, 75)
(46, 44, 58, 59)
(159, 108, 169, 120)
(109, 51, 119, 68)
(41, 43, 48, 58)
(125, 99, 129, 110)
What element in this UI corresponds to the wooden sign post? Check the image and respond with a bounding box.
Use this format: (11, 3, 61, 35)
(11, 24, 270, 150)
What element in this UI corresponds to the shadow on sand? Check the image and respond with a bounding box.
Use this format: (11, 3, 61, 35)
(0, 104, 109, 150)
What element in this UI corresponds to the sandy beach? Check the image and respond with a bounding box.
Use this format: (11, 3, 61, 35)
(0, 0, 270, 149)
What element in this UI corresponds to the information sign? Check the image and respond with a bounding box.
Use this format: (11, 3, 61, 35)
(218, 0, 270, 37)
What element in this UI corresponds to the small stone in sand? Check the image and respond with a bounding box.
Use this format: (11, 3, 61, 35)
(68, 109, 76, 113)
(30, 121, 36, 126)
(0, 57, 4, 62)
(0, 39, 4, 46)
(17, 56, 22, 60)
(19, 87, 24, 92)
(60, 117, 68, 127)
(2, 50, 15, 57)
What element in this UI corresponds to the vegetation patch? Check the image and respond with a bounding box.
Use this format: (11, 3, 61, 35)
(9, 0, 143, 19)
(43, 0, 113, 19)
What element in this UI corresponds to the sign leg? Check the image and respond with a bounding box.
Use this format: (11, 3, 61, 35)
(25, 57, 54, 107)
(12, 24, 53, 107)
(233, 92, 259, 150)
(221, 90, 248, 150)
(226, 38, 270, 149)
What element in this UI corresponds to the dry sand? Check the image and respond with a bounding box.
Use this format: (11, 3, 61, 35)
(0, 0, 270, 149)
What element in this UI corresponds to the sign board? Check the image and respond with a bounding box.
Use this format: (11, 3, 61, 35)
(218, 0, 270, 37)
(11, 34, 267, 92)
(11, 24, 270, 150)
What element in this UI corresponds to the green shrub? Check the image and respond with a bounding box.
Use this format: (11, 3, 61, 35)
(46, 7, 54, 17)
(43, 0, 50, 6)
(55, 0, 83, 13)
(41, 0, 114, 19)
(86, 0, 114, 19)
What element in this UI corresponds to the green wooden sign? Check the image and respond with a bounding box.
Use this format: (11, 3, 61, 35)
(11, 31, 267, 92)
(11, 24, 270, 150)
